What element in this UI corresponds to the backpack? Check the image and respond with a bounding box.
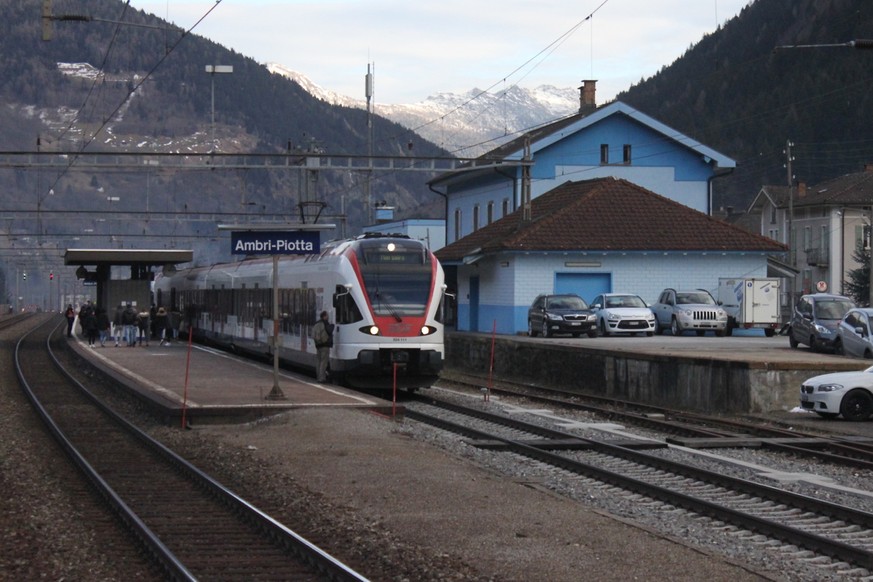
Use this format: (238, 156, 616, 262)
(312, 320, 332, 347)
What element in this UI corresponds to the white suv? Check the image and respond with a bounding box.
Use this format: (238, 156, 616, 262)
(652, 288, 728, 336)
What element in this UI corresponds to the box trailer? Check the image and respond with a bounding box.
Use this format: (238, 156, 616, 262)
(717, 278, 781, 337)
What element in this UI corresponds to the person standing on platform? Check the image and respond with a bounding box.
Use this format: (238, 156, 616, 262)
(82, 306, 98, 348)
(122, 303, 138, 347)
(154, 307, 169, 346)
(95, 307, 111, 347)
(112, 303, 124, 346)
(64, 304, 75, 338)
(136, 310, 150, 346)
(311, 310, 334, 383)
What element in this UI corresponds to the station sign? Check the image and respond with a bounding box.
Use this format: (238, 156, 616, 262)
(231, 230, 320, 255)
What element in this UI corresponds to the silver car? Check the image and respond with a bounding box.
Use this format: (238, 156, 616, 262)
(652, 288, 728, 336)
(590, 293, 655, 336)
(834, 307, 873, 359)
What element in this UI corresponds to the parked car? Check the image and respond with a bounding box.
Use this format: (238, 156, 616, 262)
(589, 293, 655, 336)
(800, 366, 873, 421)
(651, 288, 728, 336)
(527, 294, 597, 338)
(789, 293, 855, 352)
(834, 308, 873, 358)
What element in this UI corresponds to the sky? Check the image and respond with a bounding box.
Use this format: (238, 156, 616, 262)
(125, 0, 752, 105)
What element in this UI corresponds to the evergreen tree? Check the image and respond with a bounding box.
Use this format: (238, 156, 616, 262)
(845, 242, 870, 307)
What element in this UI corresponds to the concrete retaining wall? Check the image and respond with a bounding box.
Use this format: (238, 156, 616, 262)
(444, 334, 843, 414)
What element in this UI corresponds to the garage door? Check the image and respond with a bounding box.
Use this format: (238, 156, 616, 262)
(555, 273, 611, 303)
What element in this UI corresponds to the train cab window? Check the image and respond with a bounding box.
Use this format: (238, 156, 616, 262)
(334, 285, 363, 324)
(357, 239, 433, 317)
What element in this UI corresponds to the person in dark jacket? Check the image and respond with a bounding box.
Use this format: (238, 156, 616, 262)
(81, 306, 98, 348)
(154, 307, 169, 346)
(64, 304, 75, 338)
(95, 307, 111, 347)
(122, 303, 138, 347)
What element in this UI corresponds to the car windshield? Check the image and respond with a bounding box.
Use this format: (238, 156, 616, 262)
(548, 296, 588, 310)
(814, 299, 853, 320)
(606, 295, 646, 308)
(676, 292, 715, 305)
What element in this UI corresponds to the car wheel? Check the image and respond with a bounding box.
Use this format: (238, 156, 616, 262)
(789, 331, 798, 349)
(599, 319, 609, 337)
(764, 329, 775, 338)
(809, 336, 820, 353)
(645, 331, 654, 337)
(542, 321, 551, 338)
(587, 328, 598, 338)
(724, 326, 733, 337)
(814, 411, 839, 420)
(865, 348, 873, 360)
(715, 329, 726, 337)
(528, 320, 537, 337)
(840, 389, 873, 421)
(834, 339, 844, 356)
(670, 317, 682, 336)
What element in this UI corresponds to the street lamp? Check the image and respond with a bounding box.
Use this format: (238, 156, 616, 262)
(107, 196, 120, 245)
(205, 65, 233, 152)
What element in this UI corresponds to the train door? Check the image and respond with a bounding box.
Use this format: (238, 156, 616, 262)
(469, 276, 479, 332)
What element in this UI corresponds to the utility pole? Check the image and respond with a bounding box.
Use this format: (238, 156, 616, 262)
(521, 138, 532, 222)
(785, 140, 795, 300)
(365, 64, 374, 225)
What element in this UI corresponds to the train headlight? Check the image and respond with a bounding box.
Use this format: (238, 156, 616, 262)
(421, 326, 430, 335)
(366, 325, 380, 335)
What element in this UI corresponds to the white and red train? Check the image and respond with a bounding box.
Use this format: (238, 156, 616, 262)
(153, 233, 447, 390)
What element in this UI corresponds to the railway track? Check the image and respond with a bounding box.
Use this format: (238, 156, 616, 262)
(406, 392, 873, 575)
(438, 371, 873, 469)
(15, 316, 368, 581)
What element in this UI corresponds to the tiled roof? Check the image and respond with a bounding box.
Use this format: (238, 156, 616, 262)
(794, 170, 873, 207)
(435, 178, 788, 263)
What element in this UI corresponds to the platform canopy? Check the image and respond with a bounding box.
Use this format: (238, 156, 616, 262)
(63, 248, 193, 267)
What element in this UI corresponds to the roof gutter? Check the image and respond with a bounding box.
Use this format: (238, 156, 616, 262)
(707, 166, 735, 216)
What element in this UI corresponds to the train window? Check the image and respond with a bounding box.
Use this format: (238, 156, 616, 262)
(334, 285, 363, 324)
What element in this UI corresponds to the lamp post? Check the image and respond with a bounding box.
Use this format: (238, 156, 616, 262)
(107, 196, 120, 246)
(205, 65, 233, 152)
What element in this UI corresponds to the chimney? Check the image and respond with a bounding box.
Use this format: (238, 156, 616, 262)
(578, 80, 597, 113)
(796, 182, 807, 198)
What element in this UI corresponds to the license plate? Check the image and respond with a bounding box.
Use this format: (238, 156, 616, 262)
(570, 322, 581, 326)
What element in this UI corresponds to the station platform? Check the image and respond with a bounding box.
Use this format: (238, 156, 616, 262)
(65, 333, 399, 424)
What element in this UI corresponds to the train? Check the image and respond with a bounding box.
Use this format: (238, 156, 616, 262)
(153, 233, 447, 390)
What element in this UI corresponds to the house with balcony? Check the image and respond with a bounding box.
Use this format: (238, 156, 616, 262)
(428, 81, 737, 245)
(747, 165, 873, 300)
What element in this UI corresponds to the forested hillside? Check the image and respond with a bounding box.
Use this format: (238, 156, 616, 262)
(620, 0, 873, 210)
(0, 0, 449, 266)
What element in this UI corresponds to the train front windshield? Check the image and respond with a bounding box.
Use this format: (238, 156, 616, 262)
(357, 241, 433, 318)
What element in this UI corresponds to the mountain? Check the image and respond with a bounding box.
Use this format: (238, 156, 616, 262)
(266, 63, 579, 157)
(0, 0, 456, 276)
(618, 0, 873, 212)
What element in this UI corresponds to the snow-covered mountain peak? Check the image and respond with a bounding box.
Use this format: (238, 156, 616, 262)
(266, 64, 579, 156)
